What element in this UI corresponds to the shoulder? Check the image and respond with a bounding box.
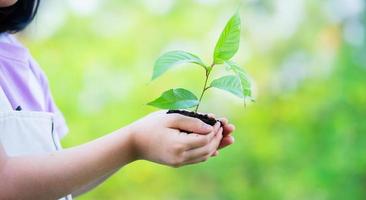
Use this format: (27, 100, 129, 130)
(0, 34, 48, 88)
(0, 35, 69, 137)
(0, 34, 29, 63)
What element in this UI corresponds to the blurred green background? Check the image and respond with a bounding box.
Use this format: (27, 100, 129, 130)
(19, 0, 366, 199)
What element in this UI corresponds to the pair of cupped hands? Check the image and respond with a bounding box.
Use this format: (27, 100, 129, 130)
(127, 110, 235, 168)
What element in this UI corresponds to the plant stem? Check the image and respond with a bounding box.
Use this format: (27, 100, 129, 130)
(195, 64, 215, 112)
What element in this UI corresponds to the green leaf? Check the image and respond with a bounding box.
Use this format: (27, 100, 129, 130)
(224, 61, 252, 98)
(210, 75, 243, 98)
(152, 50, 206, 80)
(213, 12, 241, 64)
(147, 88, 199, 109)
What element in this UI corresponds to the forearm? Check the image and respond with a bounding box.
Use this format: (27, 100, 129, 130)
(0, 127, 135, 200)
(72, 167, 119, 197)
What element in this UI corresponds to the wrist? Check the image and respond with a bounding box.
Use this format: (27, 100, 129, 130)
(121, 124, 142, 162)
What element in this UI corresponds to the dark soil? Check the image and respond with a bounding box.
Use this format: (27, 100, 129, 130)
(167, 110, 222, 127)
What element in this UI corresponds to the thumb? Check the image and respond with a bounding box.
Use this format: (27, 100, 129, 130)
(166, 114, 213, 134)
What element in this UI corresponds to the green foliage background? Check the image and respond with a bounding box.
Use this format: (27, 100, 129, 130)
(20, 0, 366, 199)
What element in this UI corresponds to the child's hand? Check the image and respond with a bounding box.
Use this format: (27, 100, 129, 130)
(127, 111, 223, 167)
(207, 113, 235, 157)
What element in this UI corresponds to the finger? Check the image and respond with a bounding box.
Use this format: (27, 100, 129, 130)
(222, 123, 235, 137)
(218, 135, 235, 149)
(218, 117, 228, 125)
(182, 156, 207, 166)
(183, 122, 221, 150)
(211, 127, 223, 154)
(183, 127, 223, 160)
(166, 114, 213, 134)
(184, 128, 223, 162)
(207, 113, 216, 119)
(211, 150, 219, 157)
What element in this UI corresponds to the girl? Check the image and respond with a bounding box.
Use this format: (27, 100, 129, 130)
(0, 0, 235, 199)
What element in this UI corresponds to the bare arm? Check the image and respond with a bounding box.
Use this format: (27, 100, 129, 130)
(0, 111, 230, 199)
(72, 167, 119, 197)
(0, 128, 134, 200)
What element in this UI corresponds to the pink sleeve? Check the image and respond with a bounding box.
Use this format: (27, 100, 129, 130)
(29, 58, 69, 138)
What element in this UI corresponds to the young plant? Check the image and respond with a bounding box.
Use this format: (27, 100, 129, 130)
(148, 12, 253, 124)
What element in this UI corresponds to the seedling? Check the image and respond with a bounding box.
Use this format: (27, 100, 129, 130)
(148, 11, 254, 125)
